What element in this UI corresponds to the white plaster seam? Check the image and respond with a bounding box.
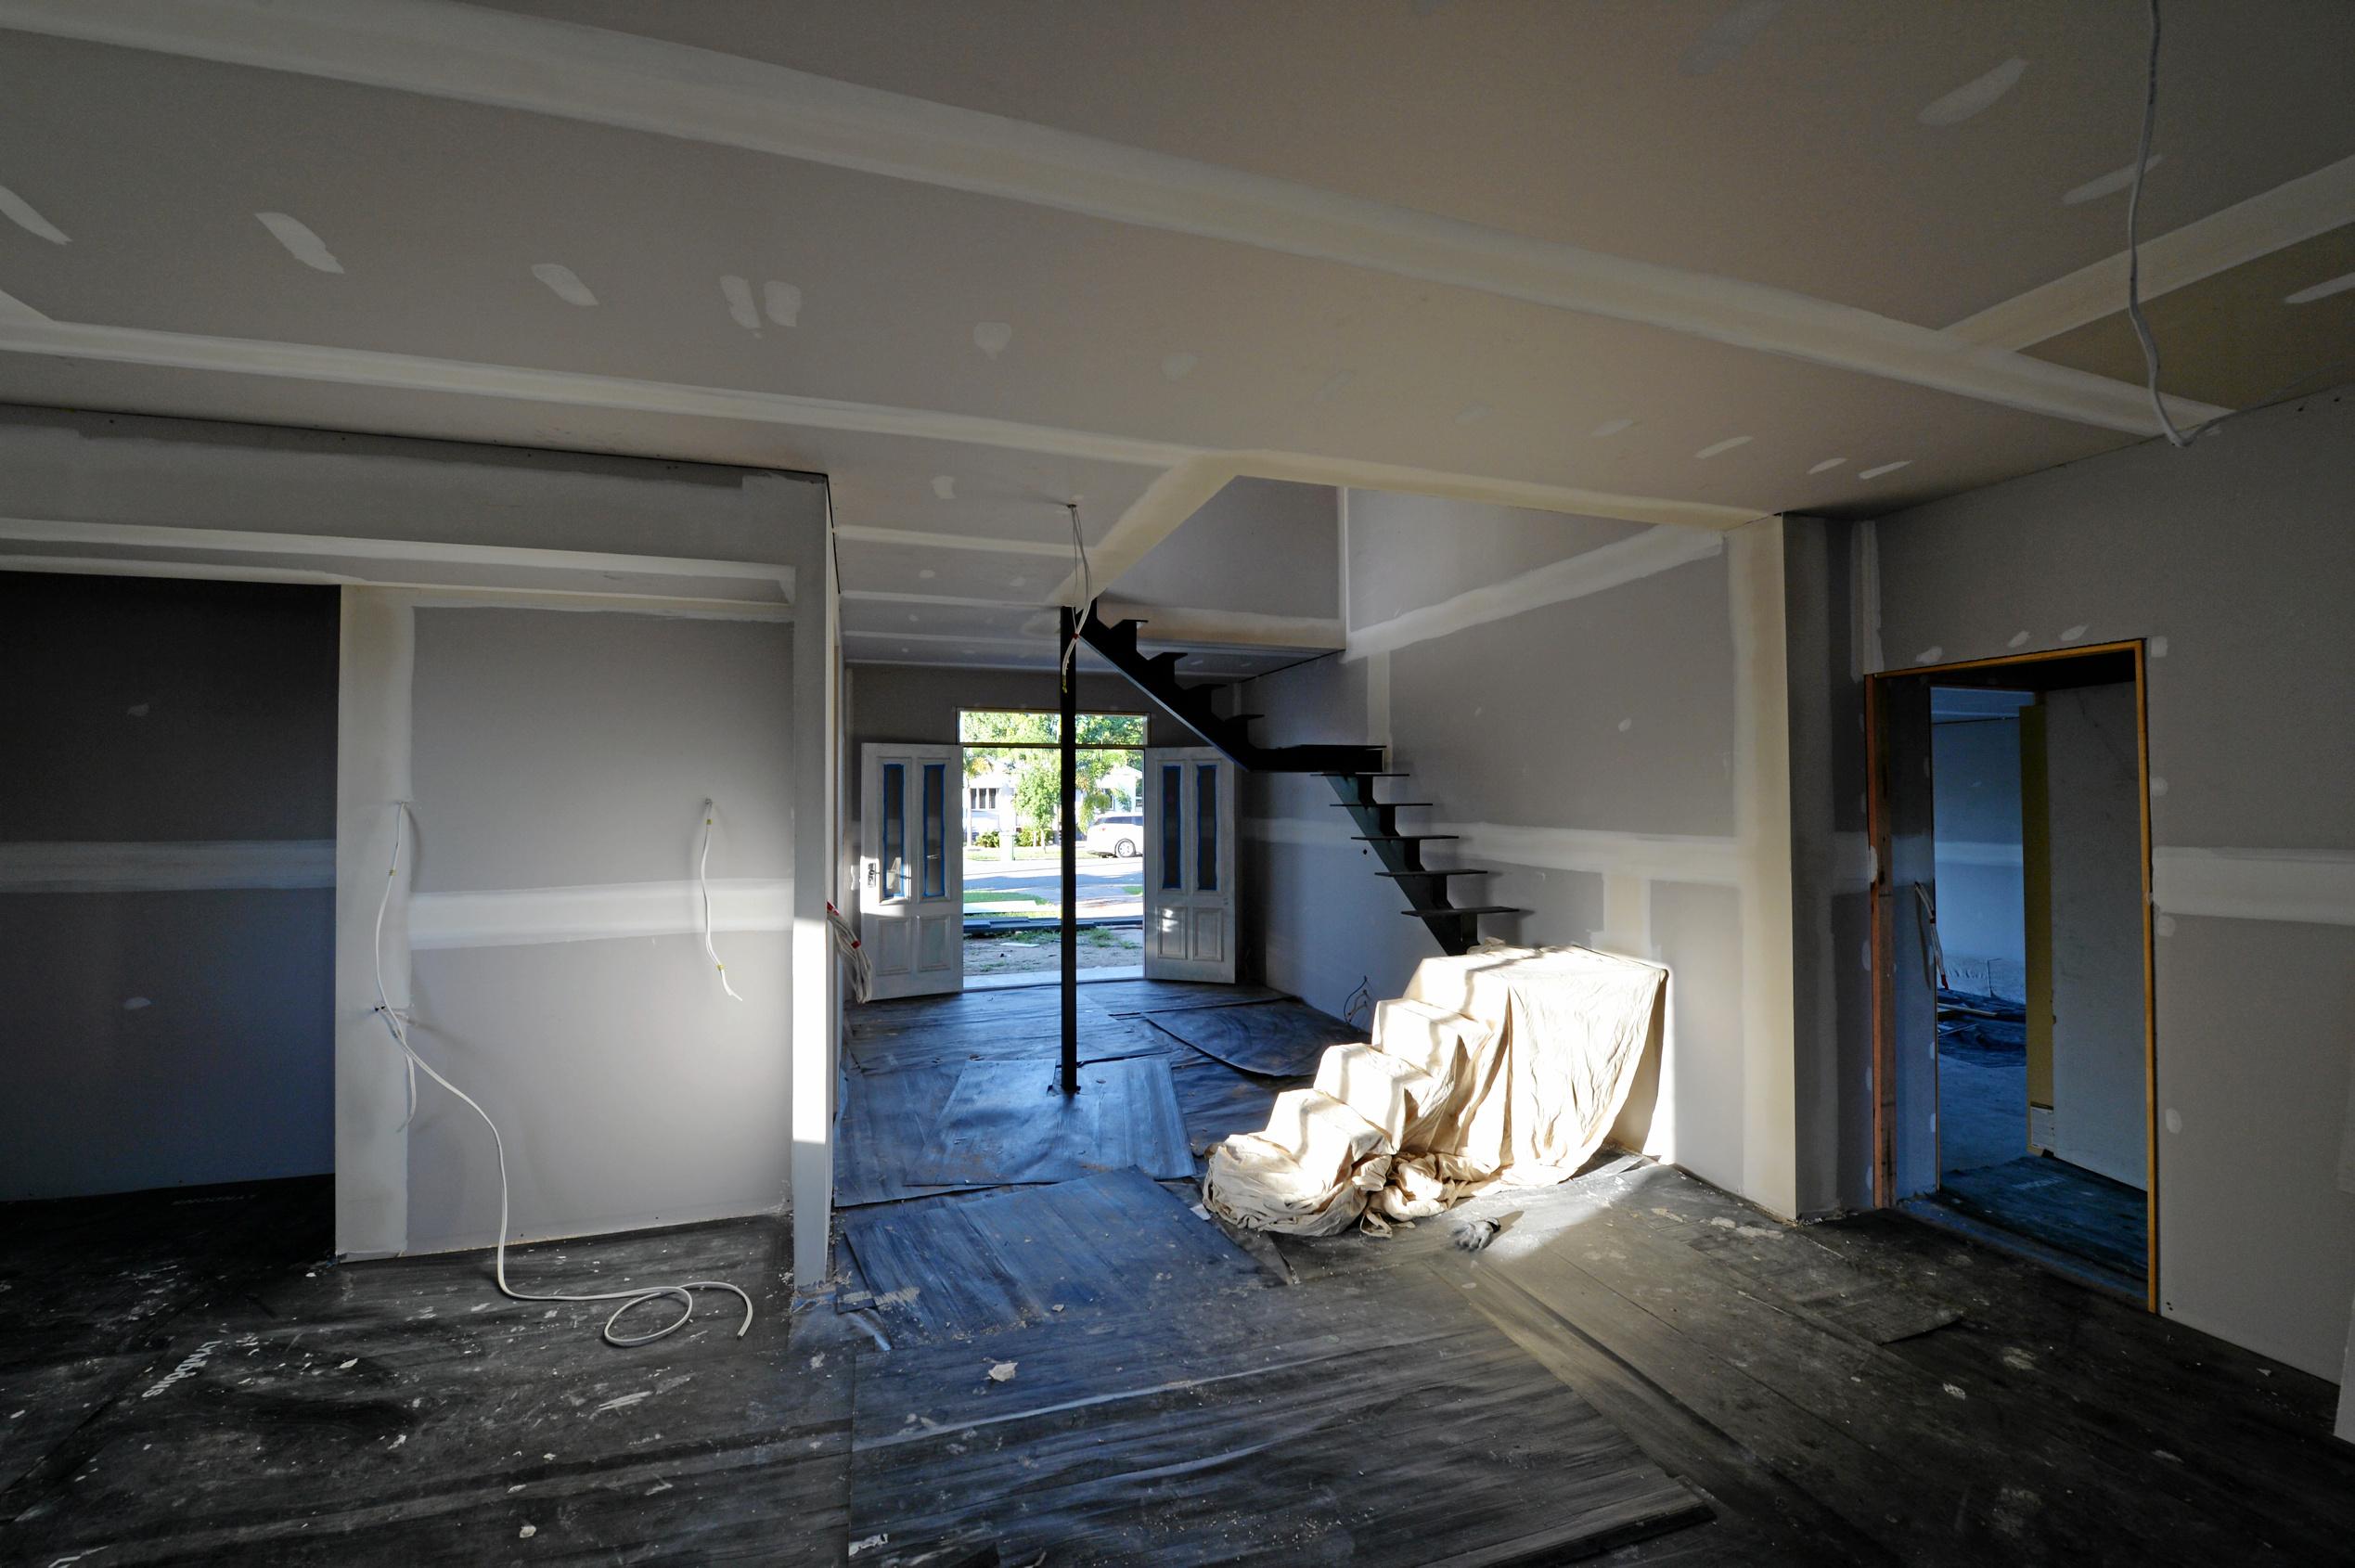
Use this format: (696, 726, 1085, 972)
(2151, 847, 2355, 928)
(1345, 525, 1725, 662)
(1947, 154, 2355, 351)
(0, 281, 48, 322)
(0, 315, 1200, 469)
(0, 0, 2226, 435)
(1243, 814, 1742, 886)
(406, 878, 793, 949)
(0, 517, 794, 598)
(832, 527, 1080, 559)
(0, 839, 334, 892)
(0, 555, 794, 619)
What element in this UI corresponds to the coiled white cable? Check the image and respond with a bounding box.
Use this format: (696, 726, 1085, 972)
(369, 803, 753, 1348)
(699, 798, 745, 1002)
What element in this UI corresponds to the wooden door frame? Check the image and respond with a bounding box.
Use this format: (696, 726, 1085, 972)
(1865, 639, 2158, 1311)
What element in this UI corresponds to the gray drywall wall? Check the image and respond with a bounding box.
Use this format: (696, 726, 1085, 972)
(1932, 714, 2027, 983)
(1872, 382, 2355, 1378)
(2043, 683, 2147, 1189)
(409, 610, 795, 894)
(1386, 557, 1738, 838)
(1780, 515, 1873, 1219)
(1235, 507, 1794, 1209)
(1345, 492, 1648, 630)
(1118, 479, 1339, 619)
(0, 572, 337, 1199)
(396, 607, 794, 1253)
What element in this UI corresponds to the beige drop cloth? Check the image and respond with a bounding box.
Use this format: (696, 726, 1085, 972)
(1203, 944, 1667, 1235)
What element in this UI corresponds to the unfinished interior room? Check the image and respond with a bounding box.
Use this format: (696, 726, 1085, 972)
(2, 4, 2351, 1563)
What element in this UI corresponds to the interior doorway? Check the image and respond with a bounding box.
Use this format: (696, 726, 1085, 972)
(1869, 643, 2156, 1305)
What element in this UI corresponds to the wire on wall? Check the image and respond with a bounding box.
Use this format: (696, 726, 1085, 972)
(369, 803, 754, 1348)
(700, 798, 745, 1002)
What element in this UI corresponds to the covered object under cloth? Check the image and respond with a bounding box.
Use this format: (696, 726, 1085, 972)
(1203, 944, 1667, 1235)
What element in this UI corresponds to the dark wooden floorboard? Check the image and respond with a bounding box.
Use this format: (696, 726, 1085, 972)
(1925, 1152, 2148, 1281)
(915, 1056, 1193, 1186)
(1682, 1222, 1961, 1344)
(842, 1170, 1270, 1341)
(1138, 997, 1361, 1076)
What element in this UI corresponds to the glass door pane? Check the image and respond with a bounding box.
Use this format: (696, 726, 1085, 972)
(1196, 764, 1219, 892)
(1161, 763, 1183, 888)
(921, 763, 946, 898)
(882, 761, 907, 898)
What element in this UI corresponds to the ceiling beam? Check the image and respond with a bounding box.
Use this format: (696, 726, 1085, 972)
(1948, 154, 2355, 351)
(0, 312, 1754, 542)
(830, 526, 1075, 559)
(0, 0, 2226, 437)
(0, 313, 1196, 468)
(1047, 450, 1764, 609)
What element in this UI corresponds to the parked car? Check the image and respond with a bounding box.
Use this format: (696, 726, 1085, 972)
(1082, 811, 1143, 857)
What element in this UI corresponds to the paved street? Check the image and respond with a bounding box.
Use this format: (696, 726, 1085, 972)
(964, 851, 1141, 906)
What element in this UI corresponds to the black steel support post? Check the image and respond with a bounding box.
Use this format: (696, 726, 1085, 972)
(1059, 605, 1080, 1096)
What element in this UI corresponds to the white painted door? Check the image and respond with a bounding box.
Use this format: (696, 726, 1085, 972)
(859, 743, 963, 999)
(1142, 747, 1236, 983)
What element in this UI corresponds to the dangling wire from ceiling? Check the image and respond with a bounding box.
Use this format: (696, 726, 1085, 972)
(1061, 500, 1091, 688)
(2125, 0, 2193, 450)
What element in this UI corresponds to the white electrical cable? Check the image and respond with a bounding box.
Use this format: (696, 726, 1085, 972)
(2125, 0, 2192, 450)
(1061, 501, 1092, 687)
(369, 803, 753, 1348)
(698, 798, 745, 1002)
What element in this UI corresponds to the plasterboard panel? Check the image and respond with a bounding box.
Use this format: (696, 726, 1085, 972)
(834, 535, 1070, 600)
(2023, 224, 2355, 412)
(479, 0, 2355, 329)
(0, 32, 2136, 507)
(811, 431, 1156, 546)
(1117, 479, 1338, 620)
(1346, 494, 1650, 629)
(839, 598, 1046, 643)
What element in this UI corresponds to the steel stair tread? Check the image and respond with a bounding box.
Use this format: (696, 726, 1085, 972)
(1403, 906, 1524, 917)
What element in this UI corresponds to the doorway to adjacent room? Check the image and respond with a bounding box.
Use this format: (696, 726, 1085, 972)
(1869, 643, 2156, 1304)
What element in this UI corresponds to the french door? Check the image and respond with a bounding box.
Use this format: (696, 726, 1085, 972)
(1142, 747, 1236, 983)
(859, 743, 963, 998)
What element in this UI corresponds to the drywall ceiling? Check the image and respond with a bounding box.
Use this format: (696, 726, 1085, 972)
(0, 0, 2348, 672)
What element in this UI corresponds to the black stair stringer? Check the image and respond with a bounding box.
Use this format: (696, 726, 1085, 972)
(1073, 604, 1516, 956)
(1075, 607, 1383, 775)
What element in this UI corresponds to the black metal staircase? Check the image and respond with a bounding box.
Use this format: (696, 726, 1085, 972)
(1077, 604, 1518, 957)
